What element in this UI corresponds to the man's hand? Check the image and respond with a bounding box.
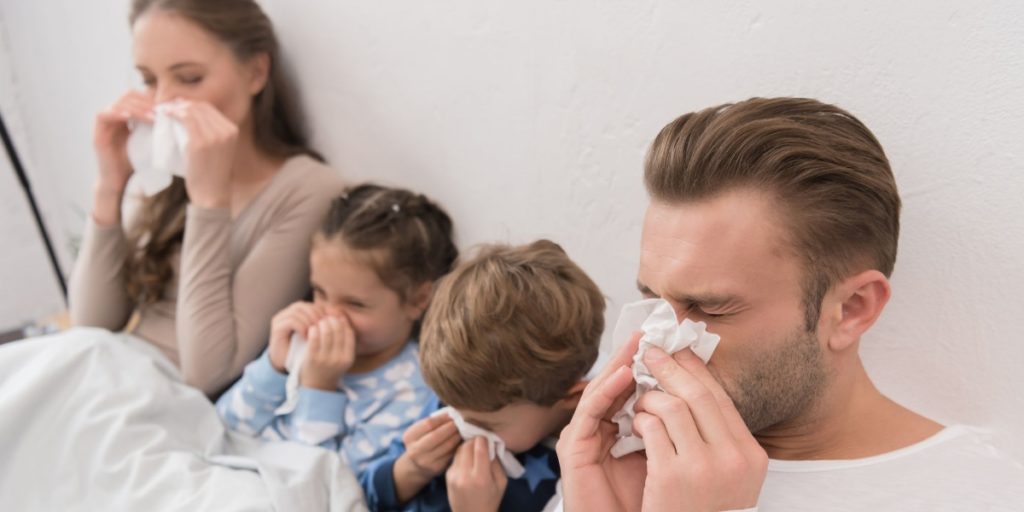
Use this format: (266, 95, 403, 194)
(393, 414, 461, 503)
(634, 347, 768, 511)
(446, 437, 508, 512)
(556, 332, 647, 512)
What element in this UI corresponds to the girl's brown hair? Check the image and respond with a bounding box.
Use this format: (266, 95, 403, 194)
(317, 184, 459, 302)
(124, 0, 318, 305)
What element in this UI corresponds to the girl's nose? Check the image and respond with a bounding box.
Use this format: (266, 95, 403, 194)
(323, 304, 345, 318)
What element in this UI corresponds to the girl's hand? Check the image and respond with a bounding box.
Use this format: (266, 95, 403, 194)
(267, 301, 327, 373)
(167, 100, 238, 209)
(299, 315, 357, 391)
(92, 90, 154, 194)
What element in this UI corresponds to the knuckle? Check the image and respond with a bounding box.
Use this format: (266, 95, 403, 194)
(663, 396, 688, 417)
(683, 386, 715, 408)
(719, 449, 749, 477)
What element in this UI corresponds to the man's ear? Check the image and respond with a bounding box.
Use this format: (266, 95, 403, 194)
(247, 52, 271, 96)
(404, 281, 434, 320)
(826, 269, 891, 352)
(556, 380, 589, 410)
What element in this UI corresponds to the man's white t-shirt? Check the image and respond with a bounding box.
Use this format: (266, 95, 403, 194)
(550, 425, 1022, 511)
(759, 425, 1024, 511)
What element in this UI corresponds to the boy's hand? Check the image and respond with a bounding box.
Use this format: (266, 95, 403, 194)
(268, 301, 326, 372)
(634, 347, 767, 512)
(556, 332, 647, 512)
(299, 315, 357, 391)
(393, 414, 462, 503)
(446, 437, 508, 512)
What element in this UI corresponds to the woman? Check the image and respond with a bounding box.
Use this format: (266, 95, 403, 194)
(70, 0, 344, 396)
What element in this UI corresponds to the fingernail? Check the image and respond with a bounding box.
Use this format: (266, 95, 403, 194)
(645, 347, 669, 363)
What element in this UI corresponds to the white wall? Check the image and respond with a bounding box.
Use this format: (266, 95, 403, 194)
(1, 0, 1021, 461)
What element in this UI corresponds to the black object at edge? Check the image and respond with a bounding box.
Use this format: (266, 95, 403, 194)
(0, 110, 68, 301)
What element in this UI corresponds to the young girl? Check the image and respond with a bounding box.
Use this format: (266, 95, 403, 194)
(69, 0, 344, 396)
(217, 184, 459, 475)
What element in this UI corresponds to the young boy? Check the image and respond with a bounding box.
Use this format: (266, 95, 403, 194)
(359, 240, 606, 511)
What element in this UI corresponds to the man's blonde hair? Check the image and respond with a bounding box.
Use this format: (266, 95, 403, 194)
(420, 240, 605, 411)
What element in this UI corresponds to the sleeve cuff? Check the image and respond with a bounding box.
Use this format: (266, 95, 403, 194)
(371, 456, 401, 509)
(247, 351, 289, 392)
(293, 385, 350, 423)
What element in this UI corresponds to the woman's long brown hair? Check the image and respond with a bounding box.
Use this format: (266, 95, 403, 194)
(124, 0, 319, 305)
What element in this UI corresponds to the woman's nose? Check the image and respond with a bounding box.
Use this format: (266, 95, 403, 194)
(153, 84, 180, 105)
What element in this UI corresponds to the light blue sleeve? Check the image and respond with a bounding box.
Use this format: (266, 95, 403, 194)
(279, 351, 434, 476)
(271, 385, 350, 451)
(215, 350, 288, 436)
(343, 381, 435, 475)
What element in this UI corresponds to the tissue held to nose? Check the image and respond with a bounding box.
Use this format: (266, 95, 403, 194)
(432, 407, 526, 478)
(608, 299, 721, 458)
(126, 101, 190, 196)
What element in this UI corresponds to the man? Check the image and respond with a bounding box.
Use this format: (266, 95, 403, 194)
(557, 97, 1024, 511)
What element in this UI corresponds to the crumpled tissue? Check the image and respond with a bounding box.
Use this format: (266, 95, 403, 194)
(274, 333, 312, 416)
(432, 406, 526, 479)
(609, 299, 721, 458)
(126, 101, 189, 196)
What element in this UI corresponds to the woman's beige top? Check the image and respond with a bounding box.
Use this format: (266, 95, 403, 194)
(69, 155, 345, 395)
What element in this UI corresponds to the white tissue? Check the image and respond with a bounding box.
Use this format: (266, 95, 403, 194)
(275, 333, 311, 415)
(609, 299, 721, 458)
(126, 101, 190, 196)
(432, 406, 526, 479)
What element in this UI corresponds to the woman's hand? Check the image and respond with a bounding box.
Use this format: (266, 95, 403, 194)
(91, 90, 155, 225)
(167, 100, 238, 209)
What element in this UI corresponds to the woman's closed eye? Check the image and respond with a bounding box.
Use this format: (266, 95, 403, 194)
(177, 74, 203, 85)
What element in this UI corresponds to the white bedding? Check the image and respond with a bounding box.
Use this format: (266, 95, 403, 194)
(0, 327, 368, 511)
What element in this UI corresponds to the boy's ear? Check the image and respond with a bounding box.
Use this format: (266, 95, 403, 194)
(556, 380, 589, 410)
(404, 281, 434, 320)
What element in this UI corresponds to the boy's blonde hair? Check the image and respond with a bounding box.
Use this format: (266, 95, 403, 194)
(420, 240, 605, 412)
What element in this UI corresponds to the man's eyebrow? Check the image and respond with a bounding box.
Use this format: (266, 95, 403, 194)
(667, 292, 738, 308)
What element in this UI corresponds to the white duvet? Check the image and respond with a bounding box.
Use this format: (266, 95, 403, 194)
(0, 327, 368, 512)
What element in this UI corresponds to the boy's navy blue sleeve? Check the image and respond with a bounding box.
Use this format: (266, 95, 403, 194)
(360, 395, 445, 511)
(360, 434, 407, 511)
